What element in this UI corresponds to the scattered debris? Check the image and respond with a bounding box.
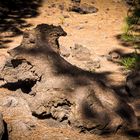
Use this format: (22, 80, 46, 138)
(69, 5, 98, 14)
(71, 44, 91, 61)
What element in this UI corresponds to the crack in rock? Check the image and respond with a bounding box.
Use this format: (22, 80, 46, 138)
(1, 58, 41, 94)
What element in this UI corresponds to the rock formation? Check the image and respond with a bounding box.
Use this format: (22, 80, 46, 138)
(0, 24, 139, 136)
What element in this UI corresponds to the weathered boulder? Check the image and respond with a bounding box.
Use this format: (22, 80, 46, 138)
(0, 88, 39, 139)
(0, 24, 138, 134)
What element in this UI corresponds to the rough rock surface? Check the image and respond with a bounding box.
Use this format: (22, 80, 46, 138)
(0, 113, 4, 139)
(0, 24, 139, 136)
(71, 44, 91, 61)
(69, 4, 98, 14)
(126, 71, 140, 98)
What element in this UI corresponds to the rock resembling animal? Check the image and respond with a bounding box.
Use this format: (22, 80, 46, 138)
(0, 24, 138, 134)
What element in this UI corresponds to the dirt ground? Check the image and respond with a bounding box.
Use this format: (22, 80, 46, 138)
(0, 0, 138, 139)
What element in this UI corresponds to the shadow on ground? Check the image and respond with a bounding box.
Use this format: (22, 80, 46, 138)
(116, 34, 140, 47)
(0, 0, 43, 48)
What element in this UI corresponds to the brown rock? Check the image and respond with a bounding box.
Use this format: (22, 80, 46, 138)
(71, 44, 91, 61)
(0, 113, 4, 139)
(69, 4, 98, 14)
(0, 24, 138, 135)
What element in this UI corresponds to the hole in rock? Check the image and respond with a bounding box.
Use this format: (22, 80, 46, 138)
(11, 59, 32, 68)
(32, 112, 53, 120)
(11, 59, 23, 68)
(2, 80, 36, 94)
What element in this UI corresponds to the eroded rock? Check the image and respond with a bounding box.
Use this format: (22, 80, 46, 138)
(60, 45, 70, 58)
(126, 71, 140, 97)
(106, 51, 120, 63)
(9, 120, 36, 139)
(71, 44, 91, 61)
(69, 4, 98, 14)
(0, 113, 4, 139)
(0, 96, 18, 107)
(0, 24, 138, 135)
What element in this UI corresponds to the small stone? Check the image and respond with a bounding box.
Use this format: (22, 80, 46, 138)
(106, 51, 120, 61)
(59, 4, 64, 11)
(111, 52, 120, 59)
(60, 46, 70, 58)
(63, 15, 70, 18)
(75, 26, 84, 30)
(29, 91, 36, 96)
(86, 60, 100, 69)
(69, 5, 98, 14)
(0, 80, 6, 86)
(71, 44, 91, 61)
(63, 23, 69, 27)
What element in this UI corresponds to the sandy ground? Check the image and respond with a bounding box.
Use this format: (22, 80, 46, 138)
(0, 0, 138, 139)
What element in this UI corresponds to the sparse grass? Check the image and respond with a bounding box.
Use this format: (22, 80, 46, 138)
(120, 0, 140, 71)
(121, 33, 135, 42)
(126, 16, 139, 26)
(121, 33, 140, 42)
(122, 22, 130, 33)
(121, 57, 137, 70)
(120, 52, 140, 70)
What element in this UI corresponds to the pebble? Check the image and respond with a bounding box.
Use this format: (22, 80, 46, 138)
(71, 44, 91, 61)
(1, 96, 18, 107)
(75, 26, 84, 30)
(60, 46, 70, 58)
(63, 15, 70, 18)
